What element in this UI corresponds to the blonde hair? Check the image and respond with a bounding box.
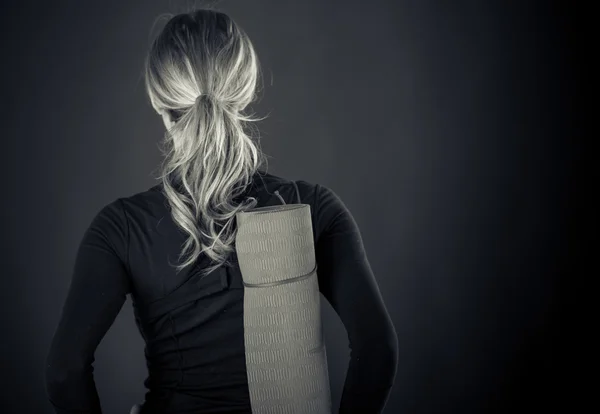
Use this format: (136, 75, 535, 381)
(143, 8, 269, 277)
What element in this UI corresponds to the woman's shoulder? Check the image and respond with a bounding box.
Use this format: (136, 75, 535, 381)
(257, 170, 353, 238)
(113, 183, 169, 218)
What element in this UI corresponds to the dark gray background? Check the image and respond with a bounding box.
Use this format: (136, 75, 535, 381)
(0, 0, 577, 413)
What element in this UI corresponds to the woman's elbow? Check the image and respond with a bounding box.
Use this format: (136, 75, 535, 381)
(44, 355, 86, 399)
(364, 318, 400, 369)
(377, 328, 399, 368)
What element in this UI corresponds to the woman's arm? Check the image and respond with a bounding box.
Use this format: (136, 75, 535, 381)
(45, 199, 131, 414)
(313, 183, 399, 414)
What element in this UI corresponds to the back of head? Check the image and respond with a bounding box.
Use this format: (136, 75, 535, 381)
(143, 8, 268, 277)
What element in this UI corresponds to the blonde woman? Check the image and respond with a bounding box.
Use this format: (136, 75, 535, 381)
(45, 8, 398, 414)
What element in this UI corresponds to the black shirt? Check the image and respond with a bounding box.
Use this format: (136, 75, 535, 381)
(45, 170, 399, 414)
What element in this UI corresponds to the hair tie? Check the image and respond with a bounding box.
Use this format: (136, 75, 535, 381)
(195, 93, 219, 105)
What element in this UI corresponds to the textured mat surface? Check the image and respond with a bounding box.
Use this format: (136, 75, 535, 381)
(235, 204, 332, 414)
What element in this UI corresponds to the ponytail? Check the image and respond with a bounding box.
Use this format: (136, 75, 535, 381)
(144, 9, 268, 277)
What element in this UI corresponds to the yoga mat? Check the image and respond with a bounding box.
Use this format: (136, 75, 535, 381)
(235, 202, 332, 414)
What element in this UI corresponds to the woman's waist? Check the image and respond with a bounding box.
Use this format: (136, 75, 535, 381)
(140, 383, 252, 414)
(144, 351, 248, 387)
(141, 365, 252, 413)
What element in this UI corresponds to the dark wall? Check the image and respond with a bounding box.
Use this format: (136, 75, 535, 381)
(0, 1, 576, 413)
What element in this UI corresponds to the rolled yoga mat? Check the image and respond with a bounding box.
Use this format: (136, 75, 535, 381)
(235, 201, 332, 414)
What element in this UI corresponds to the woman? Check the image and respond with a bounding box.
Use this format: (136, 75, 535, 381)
(44, 8, 399, 414)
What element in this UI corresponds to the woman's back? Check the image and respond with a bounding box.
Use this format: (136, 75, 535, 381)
(127, 171, 322, 412)
(45, 169, 399, 413)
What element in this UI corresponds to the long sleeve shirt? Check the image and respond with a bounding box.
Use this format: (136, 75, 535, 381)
(44, 169, 399, 414)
